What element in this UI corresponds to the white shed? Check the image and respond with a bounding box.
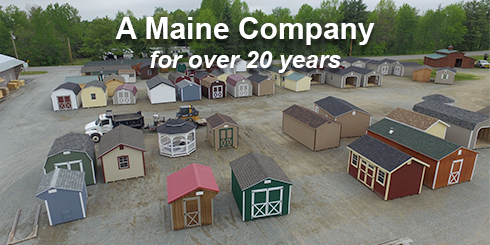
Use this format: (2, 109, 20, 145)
(113, 84, 138, 105)
(146, 76, 176, 104)
(235, 58, 248, 72)
(226, 74, 253, 98)
(51, 82, 82, 111)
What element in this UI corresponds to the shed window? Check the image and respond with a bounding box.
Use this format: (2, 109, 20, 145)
(147, 70, 152, 76)
(275, 75, 277, 80)
(377, 169, 386, 186)
(118, 156, 129, 169)
(441, 74, 449, 79)
(119, 145, 124, 150)
(458, 149, 462, 155)
(91, 93, 96, 100)
(351, 154, 358, 167)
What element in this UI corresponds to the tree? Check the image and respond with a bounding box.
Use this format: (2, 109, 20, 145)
(392, 3, 418, 54)
(461, 0, 489, 50)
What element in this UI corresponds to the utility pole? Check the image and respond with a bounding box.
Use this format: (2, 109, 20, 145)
(349, 39, 353, 57)
(67, 37, 73, 65)
(10, 31, 19, 59)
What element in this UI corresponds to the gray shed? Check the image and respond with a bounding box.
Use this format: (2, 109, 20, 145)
(435, 67, 457, 85)
(176, 79, 202, 102)
(365, 59, 397, 75)
(36, 168, 87, 226)
(226, 74, 252, 98)
(113, 84, 138, 105)
(392, 62, 422, 77)
(339, 56, 370, 68)
(324, 66, 381, 88)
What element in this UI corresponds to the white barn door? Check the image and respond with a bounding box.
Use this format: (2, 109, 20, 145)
(251, 187, 283, 219)
(448, 160, 463, 185)
(238, 84, 248, 97)
(213, 85, 223, 98)
(117, 91, 131, 104)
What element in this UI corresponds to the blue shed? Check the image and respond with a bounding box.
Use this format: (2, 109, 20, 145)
(36, 168, 87, 226)
(176, 79, 201, 102)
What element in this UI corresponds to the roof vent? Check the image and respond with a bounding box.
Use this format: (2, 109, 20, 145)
(388, 127, 394, 134)
(448, 45, 454, 50)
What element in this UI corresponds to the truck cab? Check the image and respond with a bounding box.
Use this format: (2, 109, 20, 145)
(85, 113, 114, 142)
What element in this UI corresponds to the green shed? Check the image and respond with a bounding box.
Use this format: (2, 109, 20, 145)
(229, 152, 292, 221)
(43, 133, 97, 185)
(177, 63, 187, 73)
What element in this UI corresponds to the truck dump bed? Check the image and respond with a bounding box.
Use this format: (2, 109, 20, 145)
(108, 111, 145, 129)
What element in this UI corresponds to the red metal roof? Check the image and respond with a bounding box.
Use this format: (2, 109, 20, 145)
(166, 163, 219, 203)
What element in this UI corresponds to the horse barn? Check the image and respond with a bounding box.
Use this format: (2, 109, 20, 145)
(113, 84, 137, 105)
(168, 71, 191, 85)
(51, 82, 82, 111)
(206, 113, 239, 150)
(282, 104, 341, 151)
(166, 163, 219, 230)
(201, 76, 226, 99)
(226, 74, 253, 98)
(424, 46, 476, 68)
(229, 152, 292, 221)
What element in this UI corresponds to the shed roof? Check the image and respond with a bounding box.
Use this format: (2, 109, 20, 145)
(230, 152, 292, 191)
(210, 69, 224, 77)
(146, 76, 174, 90)
(114, 84, 137, 95)
(64, 76, 99, 84)
(348, 135, 412, 172)
(367, 119, 461, 160)
(102, 73, 125, 83)
(157, 119, 196, 134)
(340, 56, 370, 63)
(176, 79, 199, 89)
(47, 133, 95, 160)
(140, 61, 152, 68)
(226, 74, 246, 86)
(291, 65, 317, 73)
(265, 65, 289, 74)
(201, 76, 220, 87)
(325, 66, 372, 75)
(413, 100, 490, 130)
(167, 163, 219, 203)
(283, 104, 333, 129)
(285, 72, 306, 81)
(381, 58, 397, 63)
(84, 59, 150, 67)
(477, 106, 490, 117)
(97, 125, 145, 157)
(54, 82, 81, 95)
(247, 74, 269, 84)
(424, 53, 448, 60)
(437, 67, 457, 73)
(84, 80, 107, 92)
(436, 49, 458, 54)
(36, 168, 85, 196)
(366, 59, 383, 65)
(168, 71, 187, 82)
(118, 69, 135, 74)
(0, 54, 24, 72)
(207, 113, 238, 129)
(314, 96, 368, 117)
(399, 62, 421, 67)
(421, 94, 455, 104)
(194, 71, 210, 79)
(386, 108, 444, 131)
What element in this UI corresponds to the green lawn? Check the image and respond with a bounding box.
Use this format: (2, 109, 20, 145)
(430, 70, 480, 81)
(399, 59, 425, 65)
(468, 55, 485, 61)
(20, 71, 47, 75)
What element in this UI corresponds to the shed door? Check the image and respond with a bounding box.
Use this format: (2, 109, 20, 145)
(448, 160, 463, 185)
(394, 66, 401, 76)
(54, 160, 83, 171)
(381, 66, 389, 75)
(183, 197, 201, 228)
(219, 128, 233, 148)
(117, 90, 131, 104)
(238, 84, 249, 96)
(212, 85, 223, 98)
(57, 96, 72, 110)
(357, 160, 374, 189)
(251, 187, 283, 219)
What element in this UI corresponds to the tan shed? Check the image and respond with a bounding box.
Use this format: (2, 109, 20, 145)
(247, 74, 275, 96)
(282, 104, 341, 151)
(385, 107, 450, 139)
(434, 67, 456, 85)
(412, 67, 433, 82)
(103, 74, 126, 97)
(206, 113, 239, 150)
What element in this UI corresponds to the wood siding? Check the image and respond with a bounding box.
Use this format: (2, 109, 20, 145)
(81, 86, 107, 108)
(424, 52, 475, 68)
(170, 188, 218, 230)
(207, 123, 239, 150)
(412, 69, 432, 82)
(100, 146, 145, 183)
(251, 79, 275, 96)
(317, 107, 371, 138)
(282, 114, 340, 151)
(387, 160, 424, 200)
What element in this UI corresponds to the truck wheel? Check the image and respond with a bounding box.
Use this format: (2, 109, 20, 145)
(91, 134, 101, 143)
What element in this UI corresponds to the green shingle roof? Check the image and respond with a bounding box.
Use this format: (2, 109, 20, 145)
(424, 53, 448, 60)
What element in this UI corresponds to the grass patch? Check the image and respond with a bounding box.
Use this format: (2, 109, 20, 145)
(20, 71, 47, 75)
(62, 58, 91, 66)
(455, 73, 480, 81)
(468, 55, 485, 61)
(399, 59, 424, 65)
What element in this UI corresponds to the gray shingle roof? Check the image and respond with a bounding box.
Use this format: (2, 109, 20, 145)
(477, 106, 490, 117)
(84, 80, 107, 92)
(207, 113, 238, 129)
(247, 74, 268, 84)
(194, 72, 209, 79)
(266, 65, 289, 74)
(291, 65, 317, 73)
(325, 66, 373, 75)
(36, 168, 86, 196)
(367, 59, 383, 65)
(314, 96, 369, 117)
(146, 76, 174, 90)
(47, 133, 95, 161)
(283, 104, 333, 128)
(176, 79, 198, 89)
(98, 124, 145, 157)
(157, 119, 196, 134)
(54, 82, 81, 95)
(348, 135, 412, 172)
(229, 152, 292, 190)
(168, 71, 188, 82)
(381, 59, 397, 63)
(210, 69, 224, 77)
(421, 94, 455, 104)
(437, 67, 457, 73)
(285, 72, 306, 81)
(102, 73, 125, 83)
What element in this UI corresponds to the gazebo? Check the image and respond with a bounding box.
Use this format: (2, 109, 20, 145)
(157, 119, 197, 157)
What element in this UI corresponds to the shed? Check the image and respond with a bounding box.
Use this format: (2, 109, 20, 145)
(118, 69, 136, 83)
(113, 84, 138, 105)
(421, 94, 455, 105)
(367, 119, 479, 189)
(366, 59, 397, 75)
(386, 108, 449, 139)
(146, 76, 176, 104)
(140, 61, 158, 79)
(167, 163, 219, 230)
(226, 74, 252, 98)
(339, 56, 371, 68)
(413, 100, 490, 149)
(206, 113, 239, 150)
(193, 72, 211, 85)
(230, 152, 292, 221)
(80, 64, 131, 76)
(314, 96, 371, 137)
(177, 63, 187, 73)
(168, 71, 191, 85)
(0, 54, 24, 84)
(81, 80, 108, 108)
(209, 69, 229, 82)
(51, 82, 82, 111)
(98, 125, 146, 183)
(248, 74, 275, 96)
(44, 132, 96, 185)
(157, 119, 197, 157)
(282, 104, 341, 151)
(347, 135, 429, 200)
(64, 75, 99, 89)
(265, 65, 293, 87)
(283, 72, 311, 92)
(176, 79, 202, 102)
(424, 46, 476, 68)
(392, 62, 423, 77)
(435, 67, 457, 85)
(234, 58, 248, 72)
(102, 74, 125, 97)
(201, 76, 226, 99)
(36, 168, 87, 226)
(412, 67, 433, 82)
(290, 65, 323, 85)
(324, 67, 363, 88)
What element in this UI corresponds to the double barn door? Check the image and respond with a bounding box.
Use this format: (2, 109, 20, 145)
(212, 85, 223, 99)
(237, 84, 249, 97)
(251, 187, 283, 219)
(219, 128, 233, 148)
(117, 91, 131, 104)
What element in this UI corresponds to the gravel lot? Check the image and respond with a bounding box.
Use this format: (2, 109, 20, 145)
(0, 66, 488, 244)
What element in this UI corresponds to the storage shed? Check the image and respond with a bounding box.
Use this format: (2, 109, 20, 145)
(146, 76, 176, 104)
(230, 152, 292, 221)
(176, 79, 201, 102)
(0, 54, 24, 84)
(118, 69, 136, 83)
(413, 100, 490, 149)
(265, 65, 293, 87)
(290, 65, 323, 85)
(209, 69, 229, 82)
(44, 132, 96, 185)
(51, 82, 82, 111)
(248, 74, 275, 96)
(314, 96, 371, 138)
(435, 67, 457, 85)
(339, 56, 370, 68)
(140, 61, 158, 79)
(157, 119, 197, 157)
(81, 80, 108, 108)
(113, 84, 137, 105)
(282, 104, 341, 151)
(366, 59, 397, 75)
(386, 107, 449, 139)
(367, 119, 479, 189)
(283, 72, 311, 92)
(207, 113, 239, 150)
(177, 63, 186, 73)
(324, 67, 362, 88)
(347, 135, 429, 200)
(168, 71, 191, 85)
(193, 72, 211, 85)
(102, 74, 125, 97)
(36, 168, 87, 226)
(412, 66, 433, 82)
(64, 75, 99, 89)
(392, 62, 422, 77)
(226, 74, 252, 98)
(201, 76, 226, 99)
(98, 125, 146, 183)
(167, 163, 219, 230)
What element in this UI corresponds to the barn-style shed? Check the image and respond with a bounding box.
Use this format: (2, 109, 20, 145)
(435, 67, 457, 85)
(167, 163, 219, 230)
(206, 113, 239, 150)
(118, 69, 136, 83)
(386, 107, 449, 139)
(102, 74, 125, 97)
(284, 72, 311, 92)
(412, 66, 433, 82)
(140, 61, 158, 79)
(176, 79, 201, 102)
(36, 168, 87, 226)
(168, 71, 191, 85)
(157, 119, 197, 157)
(98, 125, 146, 183)
(314, 96, 371, 138)
(248, 74, 275, 96)
(146, 76, 176, 104)
(81, 80, 108, 108)
(51, 82, 82, 111)
(201, 76, 226, 99)
(230, 152, 292, 221)
(347, 135, 429, 200)
(226, 74, 252, 98)
(44, 132, 96, 185)
(113, 84, 137, 105)
(282, 104, 341, 151)
(193, 72, 211, 85)
(64, 75, 99, 89)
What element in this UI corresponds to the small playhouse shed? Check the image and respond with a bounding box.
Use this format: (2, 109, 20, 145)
(176, 80, 201, 102)
(44, 133, 96, 185)
(435, 67, 457, 85)
(81, 80, 108, 108)
(146, 76, 176, 104)
(193, 71, 211, 85)
(412, 66, 433, 82)
(168, 71, 191, 85)
(347, 135, 429, 201)
(36, 168, 87, 226)
(282, 104, 341, 151)
(51, 82, 82, 111)
(314, 96, 372, 138)
(230, 152, 292, 221)
(157, 119, 197, 157)
(118, 69, 136, 83)
(201, 76, 226, 99)
(226, 74, 252, 98)
(97, 125, 146, 183)
(284, 72, 311, 92)
(167, 163, 219, 230)
(206, 113, 239, 150)
(140, 61, 158, 79)
(102, 74, 125, 97)
(247, 74, 275, 96)
(113, 84, 137, 105)
(386, 107, 449, 139)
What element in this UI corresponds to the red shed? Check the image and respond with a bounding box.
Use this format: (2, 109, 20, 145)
(193, 71, 211, 85)
(423, 46, 476, 68)
(168, 71, 191, 85)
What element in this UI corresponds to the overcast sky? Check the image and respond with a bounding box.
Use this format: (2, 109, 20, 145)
(3, 0, 463, 20)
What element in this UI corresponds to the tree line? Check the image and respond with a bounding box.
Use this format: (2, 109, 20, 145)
(0, 0, 488, 66)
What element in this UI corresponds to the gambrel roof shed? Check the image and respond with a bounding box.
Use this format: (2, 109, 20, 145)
(167, 163, 219, 204)
(84, 80, 107, 91)
(314, 96, 368, 117)
(114, 84, 137, 95)
(98, 125, 146, 157)
(54, 82, 81, 95)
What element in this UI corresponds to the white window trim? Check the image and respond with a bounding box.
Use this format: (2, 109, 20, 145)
(351, 154, 358, 167)
(376, 169, 386, 186)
